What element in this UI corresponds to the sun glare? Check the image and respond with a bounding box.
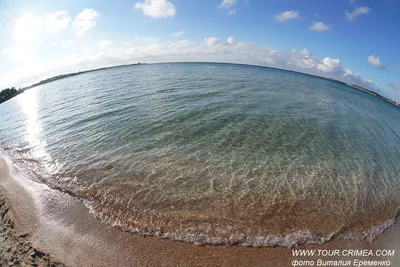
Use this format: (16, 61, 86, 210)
(17, 89, 60, 173)
(13, 13, 42, 45)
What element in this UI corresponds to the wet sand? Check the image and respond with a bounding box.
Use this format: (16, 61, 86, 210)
(1, 156, 400, 267)
(0, 193, 66, 266)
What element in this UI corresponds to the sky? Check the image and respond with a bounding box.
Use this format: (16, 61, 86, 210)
(0, 0, 399, 101)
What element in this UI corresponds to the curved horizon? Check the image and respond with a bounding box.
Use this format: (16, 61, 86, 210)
(1, 0, 399, 102)
(19, 61, 399, 108)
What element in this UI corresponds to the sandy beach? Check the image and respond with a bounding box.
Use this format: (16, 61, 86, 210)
(0, 156, 399, 267)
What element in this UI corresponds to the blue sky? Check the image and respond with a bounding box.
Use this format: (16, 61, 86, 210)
(1, 0, 399, 101)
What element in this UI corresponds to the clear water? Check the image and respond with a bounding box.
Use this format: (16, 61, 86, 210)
(1, 63, 400, 246)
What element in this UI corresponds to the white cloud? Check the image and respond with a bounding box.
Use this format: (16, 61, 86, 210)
(2, 46, 14, 56)
(341, 68, 376, 89)
(395, 64, 400, 71)
(1, 45, 35, 61)
(205, 37, 220, 47)
(226, 36, 237, 45)
(12, 14, 42, 44)
(344, 69, 353, 76)
(316, 57, 341, 72)
(168, 40, 194, 49)
(135, 0, 176, 19)
(61, 39, 74, 49)
(134, 37, 159, 43)
(310, 22, 330, 31)
(287, 49, 319, 69)
(300, 48, 311, 56)
(96, 40, 113, 50)
(367, 55, 385, 69)
(172, 31, 185, 37)
(275, 11, 300, 22)
(72, 8, 100, 36)
(345, 6, 371, 21)
(229, 10, 237, 15)
(290, 48, 311, 56)
(219, 0, 237, 8)
(45, 11, 72, 32)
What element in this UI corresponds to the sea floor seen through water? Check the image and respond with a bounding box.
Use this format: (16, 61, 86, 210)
(1, 63, 400, 246)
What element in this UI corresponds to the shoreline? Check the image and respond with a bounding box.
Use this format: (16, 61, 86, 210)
(1, 156, 400, 266)
(0, 192, 65, 266)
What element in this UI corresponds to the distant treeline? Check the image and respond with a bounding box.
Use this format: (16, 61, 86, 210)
(0, 87, 23, 104)
(321, 77, 400, 108)
(23, 63, 145, 90)
(0, 62, 145, 105)
(346, 83, 400, 106)
(23, 73, 83, 90)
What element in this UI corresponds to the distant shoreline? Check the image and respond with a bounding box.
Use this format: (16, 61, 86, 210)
(23, 62, 147, 90)
(3, 61, 399, 109)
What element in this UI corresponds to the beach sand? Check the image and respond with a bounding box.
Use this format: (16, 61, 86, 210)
(1, 156, 399, 267)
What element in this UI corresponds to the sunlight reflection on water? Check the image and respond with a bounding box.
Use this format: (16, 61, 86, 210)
(17, 89, 60, 174)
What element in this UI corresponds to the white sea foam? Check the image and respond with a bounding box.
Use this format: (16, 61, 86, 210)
(83, 197, 399, 247)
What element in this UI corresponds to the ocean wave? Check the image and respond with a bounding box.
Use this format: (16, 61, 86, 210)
(2, 147, 400, 248)
(83, 197, 400, 247)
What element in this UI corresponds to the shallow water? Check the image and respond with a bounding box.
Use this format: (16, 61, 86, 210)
(1, 63, 400, 246)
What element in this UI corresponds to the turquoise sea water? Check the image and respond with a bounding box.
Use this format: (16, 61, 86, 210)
(1, 63, 400, 246)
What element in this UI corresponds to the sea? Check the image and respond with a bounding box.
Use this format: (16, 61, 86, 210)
(1, 62, 400, 247)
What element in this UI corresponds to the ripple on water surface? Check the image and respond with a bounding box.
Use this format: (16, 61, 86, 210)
(1, 63, 400, 246)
